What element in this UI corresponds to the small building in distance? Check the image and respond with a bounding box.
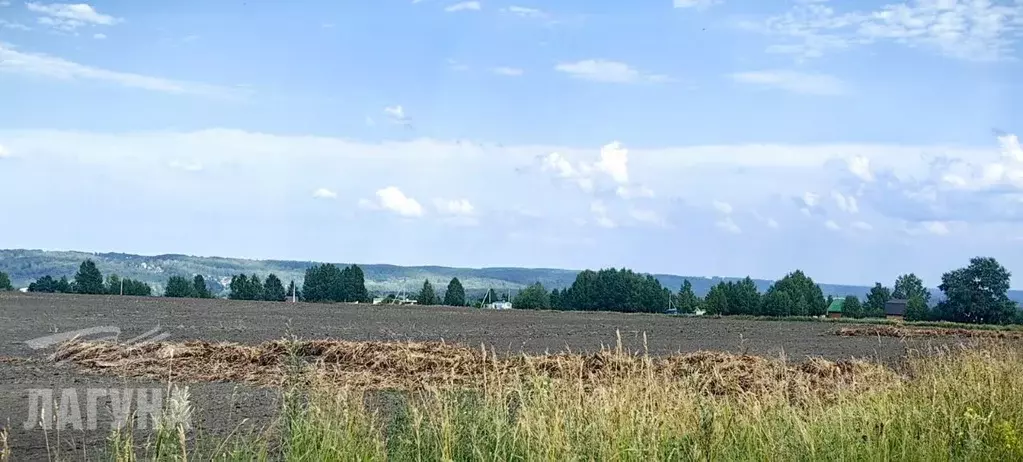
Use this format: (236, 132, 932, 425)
(827, 298, 846, 318)
(885, 299, 908, 321)
(486, 301, 513, 310)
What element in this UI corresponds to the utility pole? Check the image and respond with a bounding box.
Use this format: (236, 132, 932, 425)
(120, 278, 124, 296)
(291, 280, 296, 303)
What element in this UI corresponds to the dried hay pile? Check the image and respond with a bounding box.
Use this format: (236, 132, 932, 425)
(837, 325, 1023, 340)
(52, 338, 897, 400)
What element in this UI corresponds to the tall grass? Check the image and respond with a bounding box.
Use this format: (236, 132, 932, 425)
(109, 342, 1023, 461)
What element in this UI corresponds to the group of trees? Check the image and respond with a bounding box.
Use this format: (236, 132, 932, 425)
(301, 263, 369, 303)
(0, 271, 13, 291)
(164, 275, 214, 299)
(26, 260, 152, 296)
(701, 271, 827, 317)
(227, 273, 292, 302)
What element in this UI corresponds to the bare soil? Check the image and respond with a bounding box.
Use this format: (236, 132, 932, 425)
(0, 292, 959, 460)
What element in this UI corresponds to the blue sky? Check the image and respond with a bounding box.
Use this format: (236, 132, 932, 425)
(2, 0, 1023, 287)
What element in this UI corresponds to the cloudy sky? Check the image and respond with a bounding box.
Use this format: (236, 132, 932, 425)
(2, 0, 1023, 286)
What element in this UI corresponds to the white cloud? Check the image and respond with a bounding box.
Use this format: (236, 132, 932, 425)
(746, 0, 1023, 61)
(445, 1, 480, 12)
(0, 19, 31, 30)
(313, 188, 338, 199)
(435, 198, 474, 215)
(373, 186, 424, 217)
(491, 67, 524, 76)
(766, 218, 780, 229)
(852, 221, 873, 231)
(383, 105, 411, 125)
(832, 191, 858, 213)
(27, 2, 121, 31)
(802, 192, 820, 207)
(716, 216, 741, 234)
(92, 33, 106, 39)
(0, 1, 11, 6)
(674, 0, 721, 9)
(0, 44, 244, 99)
(168, 160, 202, 172)
(824, 220, 841, 231)
(0, 144, 9, 158)
(590, 200, 616, 228)
(446, 59, 470, 72)
(616, 185, 655, 199)
(555, 60, 671, 84)
(629, 209, 665, 227)
(848, 155, 874, 182)
(729, 70, 846, 95)
(501, 6, 546, 18)
(595, 141, 629, 184)
(922, 221, 951, 235)
(712, 200, 733, 214)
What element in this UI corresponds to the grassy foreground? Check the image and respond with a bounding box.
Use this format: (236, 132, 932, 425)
(98, 340, 1023, 462)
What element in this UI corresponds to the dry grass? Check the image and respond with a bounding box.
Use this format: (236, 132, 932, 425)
(52, 336, 896, 403)
(837, 325, 1023, 340)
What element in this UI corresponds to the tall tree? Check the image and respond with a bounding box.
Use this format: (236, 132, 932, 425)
(549, 288, 563, 310)
(0, 271, 12, 291)
(74, 259, 105, 295)
(165, 276, 196, 298)
(893, 273, 931, 304)
(345, 264, 370, 302)
(443, 277, 466, 306)
(513, 282, 550, 309)
(677, 279, 701, 314)
(767, 270, 827, 317)
(229, 274, 251, 300)
(263, 273, 287, 302)
(417, 279, 437, 305)
(303, 264, 344, 302)
(936, 257, 1017, 324)
(905, 295, 929, 321)
(193, 275, 212, 299)
(105, 274, 122, 295)
(842, 295, 863, 318)
(730, 277, 761, 315)
(760, 288, 793, 317)
(56, 276, 72, 293)
(704, 283, 729, 315)
(864, 283, 892, 318)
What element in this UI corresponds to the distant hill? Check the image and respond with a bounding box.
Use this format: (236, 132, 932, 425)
(4, 249, 1023, 302)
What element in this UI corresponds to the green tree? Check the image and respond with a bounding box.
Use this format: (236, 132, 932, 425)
(165, 276, 196, 298)
(704, 283, 729, 315)
(905, 295, 929, 321)
(56, 276, 72, 293)
(417, 279, 437, 305)
(481, 287, 498, 306)
(443, 277, 466, 306)
(263, 273, 287, 302)
(105, 274, 122, 295)
(936, 257, 1017, 324)
(29, 275, 56, 293)
(550, 288, 563, 310)
(513, 282, 550, 309)
(842, 295, 862, 318)
(765, 270, 827, 317)
(74, 259, 105, 295)
(760, 288, 793, 317)
(193, 275, 212, 299)
(864, 283, 892, 318)
(286, 280, 301, 301)
(729, 277, 761, 315)
(303, 264, 344, 302)
(893, 273, 931, 304)
(229, 274, 250, 300)
(340, 264, 370, 302)
(0, 271, 13, 291)
(677, 279, 701, 314)
(122, 279, 152, 296)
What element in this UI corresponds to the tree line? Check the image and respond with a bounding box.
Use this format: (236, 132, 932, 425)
(12, 256, 1023, 325)
(26, 260, 153, 296)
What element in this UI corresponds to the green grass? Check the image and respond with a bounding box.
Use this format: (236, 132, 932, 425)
(100, 341, 1023, 461)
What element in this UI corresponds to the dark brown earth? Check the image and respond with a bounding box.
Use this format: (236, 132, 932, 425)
(0, 292, 954, 460)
